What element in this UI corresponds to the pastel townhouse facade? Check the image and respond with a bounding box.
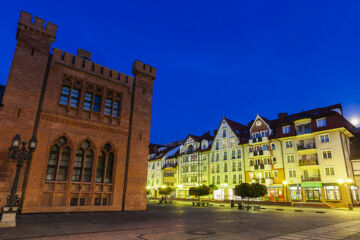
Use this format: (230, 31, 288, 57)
(147, 104, 359, 208)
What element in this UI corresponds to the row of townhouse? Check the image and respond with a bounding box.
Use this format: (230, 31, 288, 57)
(147, 104, 360, 208)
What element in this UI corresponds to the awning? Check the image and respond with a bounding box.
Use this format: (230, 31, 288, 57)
(301, 182, 322, 188)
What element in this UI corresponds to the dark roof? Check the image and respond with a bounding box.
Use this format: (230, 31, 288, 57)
(187, 131, 213, 142)
(0, 85, 5, 106)
(223, 117, 250, 144)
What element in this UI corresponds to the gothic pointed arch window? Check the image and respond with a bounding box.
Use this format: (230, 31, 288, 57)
(96, 143, 115, 183)
(45, 136, 72, 181)
(72, 140, 95, 182)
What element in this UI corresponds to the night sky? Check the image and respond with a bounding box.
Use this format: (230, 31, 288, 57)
(1, 1, 360, 144)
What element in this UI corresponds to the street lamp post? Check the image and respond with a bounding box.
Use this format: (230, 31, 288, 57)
(283, 181, 288, 202)
(0, 134, 37, 228)
(337, 178, 353, 210)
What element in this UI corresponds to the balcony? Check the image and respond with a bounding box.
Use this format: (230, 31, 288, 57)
(301, 176, 321, 182)
(265, 178, 273, 185)
(264, 164, 272, 170)
(299, 158, 318, 166)
(249, 136, 268, 144)
(297, 143, 316, 151)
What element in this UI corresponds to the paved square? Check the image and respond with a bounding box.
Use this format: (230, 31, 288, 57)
(0, 202, 359, 240)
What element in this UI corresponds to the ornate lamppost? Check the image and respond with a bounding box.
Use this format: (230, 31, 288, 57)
(0, 134, 37, 228)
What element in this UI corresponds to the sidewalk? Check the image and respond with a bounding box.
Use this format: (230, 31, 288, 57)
(153, 199, 360, 213)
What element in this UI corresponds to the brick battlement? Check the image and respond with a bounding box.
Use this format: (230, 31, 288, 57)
(18, 11, 57, 39)
(52, 48, 133, 87)
(132, 60, 157, 80)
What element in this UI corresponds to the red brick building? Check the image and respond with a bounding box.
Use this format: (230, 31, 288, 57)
(0, 11, 156, 213)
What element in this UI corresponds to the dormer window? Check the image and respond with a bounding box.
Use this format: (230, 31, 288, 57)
(282, 126, 290, 134)
(316, 118, 326, 128)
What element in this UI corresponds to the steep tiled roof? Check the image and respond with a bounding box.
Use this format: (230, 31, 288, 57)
(224, 117, 250, 144)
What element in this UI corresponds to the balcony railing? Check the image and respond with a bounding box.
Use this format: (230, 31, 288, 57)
(301, 176, 321, 182)
(299, 158, 318, 166)
(297, 143, 316, 151)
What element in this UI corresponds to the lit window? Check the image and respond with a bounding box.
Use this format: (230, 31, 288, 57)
(283, 126, 290, 134)
(316, 118, 327, 127)
(324, 185, 341, 200)
(320, 134, 330, 143)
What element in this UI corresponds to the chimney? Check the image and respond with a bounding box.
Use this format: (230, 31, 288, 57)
(77, 48, 92, 60)
(278, 113, 288, 121)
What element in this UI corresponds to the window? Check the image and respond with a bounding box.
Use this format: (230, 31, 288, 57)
(324, 167, 335, 176)
(212, 176, 215, 184)
(215, 141, 219, 150)
(223, 151, 227, 160)
(316, 118, 326, 128)
(203, 165, 207, 171)
(83, 92, 93, 111)
(94, 198, 101, 206)
(217, 176, 220, 184)
(216, 164, 220, 173)
(322, 150, 332, 159)
(45, 136, 71, 181)
(232, 162, 236, 171)
(104, 99, 113, 115)
(289, 169, 296, 178)
(285, 140, 293, 148)
(239, 174, 242, 183)
(224, 175, 228, 183)
(70, 198, 78, 206)
(287, 154, 295, 163)
(237, 149, 241, 158)
(216, 153, 219, 161)
(96, 143, 115, 183)
(93, 95, 101, 112)
(222, 128, 226, 137)
(324, 186, 341, 200)
(224, 163, 228, 172)
(232, 150, 235, 159)
(72, 140, 94, 182)
(222, 139, 227, 149)
(70, 89, 80, 107)
(271, 143, 275, 150)
(211, 165, 215, 173)
(273, 170, 278, 178)
(113, 100, 120, 117)
(260, 131, 268, 137)
(273, 157, 277, 164)
(320, 134, 330, 143)
(211, 154, 215, 162)
(60, 86, 70, 105)
(230, 138, 235, 148)
(233, 174, 237, 184)
(283, 126, 290, 134)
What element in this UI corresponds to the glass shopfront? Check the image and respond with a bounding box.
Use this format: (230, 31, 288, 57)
(324, 185, 341, 201)
(289, 185, 302, 200)
(304, 187, 321, 201)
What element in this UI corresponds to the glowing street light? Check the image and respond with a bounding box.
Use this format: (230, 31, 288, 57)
(350, 117, 359, 126)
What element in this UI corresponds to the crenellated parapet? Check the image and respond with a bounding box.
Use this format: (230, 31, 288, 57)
(132, 60, 157, 80)
(52, 48, 133, 87)
(17, 11, 57, 42)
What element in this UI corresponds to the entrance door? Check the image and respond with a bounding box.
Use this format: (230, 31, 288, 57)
(305, 188, 321, 201)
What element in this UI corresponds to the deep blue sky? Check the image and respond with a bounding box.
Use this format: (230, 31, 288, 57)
(1, 1, 360, 144)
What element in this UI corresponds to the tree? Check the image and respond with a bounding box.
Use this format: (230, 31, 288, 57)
(158, 187, 173, 199)
(234, 183, 267, 209)
(189, 185, 211, 202)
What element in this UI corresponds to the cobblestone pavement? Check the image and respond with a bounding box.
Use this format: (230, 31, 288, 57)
(0, 202, 359, 240)
(267, 220, 360, 240)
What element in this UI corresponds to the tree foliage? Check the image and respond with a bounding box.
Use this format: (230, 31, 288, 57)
(234, 183, 267, 199)
(189, 185, 211, 197)
(158, 187, 173, 196)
